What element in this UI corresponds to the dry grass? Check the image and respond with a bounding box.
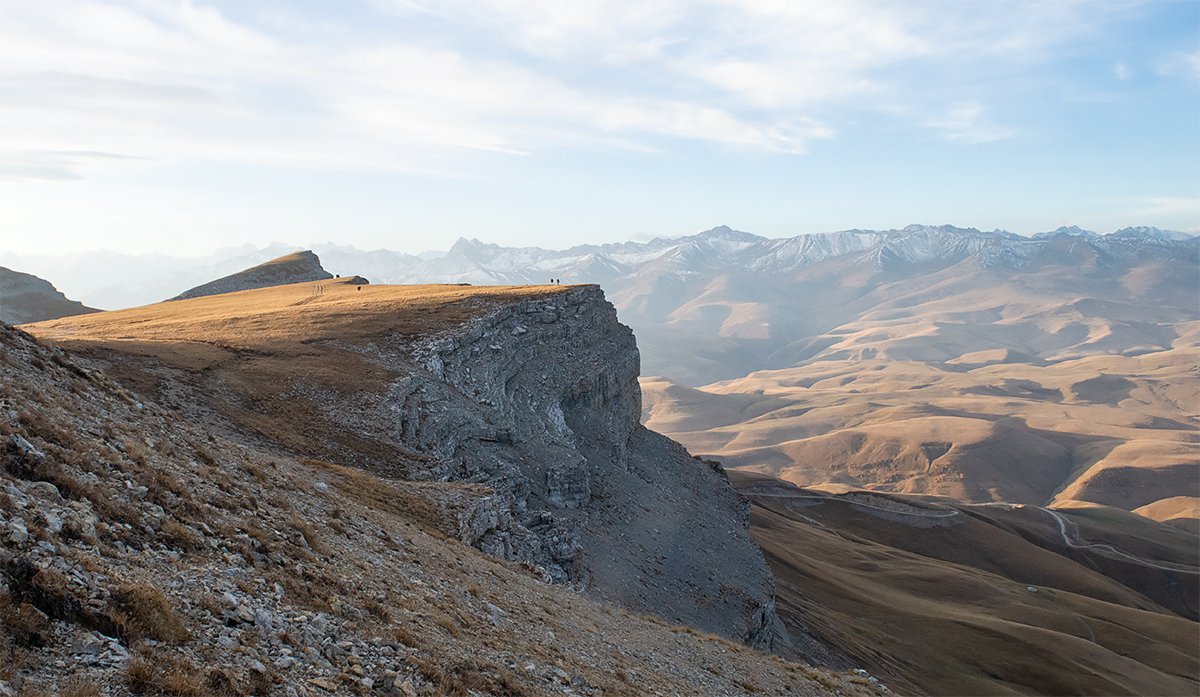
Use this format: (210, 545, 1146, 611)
(126, 652, 206, 696)
(160, 519, 204, 553)
(16, 409, 77, 448)
(0, 593, 51, 647)
(286, 516, 326, 553)
(746, 493, 1200, 696)
(25, 280, 575, 349)
(110, 583, 191, 644)
(59, 678, 103, 697)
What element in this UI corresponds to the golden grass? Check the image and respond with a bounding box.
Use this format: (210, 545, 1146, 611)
(24, 279, 576, 349)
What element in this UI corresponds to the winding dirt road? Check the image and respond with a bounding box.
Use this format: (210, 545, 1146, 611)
(1042, 508, 1200, 575)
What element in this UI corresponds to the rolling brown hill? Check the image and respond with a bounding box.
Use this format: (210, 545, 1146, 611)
(644, 344, 1200, 520)
(731, 471, 1199, 696)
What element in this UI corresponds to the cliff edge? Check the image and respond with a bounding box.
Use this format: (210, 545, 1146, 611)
(26, 281, 783, 647)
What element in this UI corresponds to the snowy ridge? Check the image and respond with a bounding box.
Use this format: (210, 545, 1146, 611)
(322, 224, 1195, 285)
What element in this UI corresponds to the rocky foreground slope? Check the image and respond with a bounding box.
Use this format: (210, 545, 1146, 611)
(170, 251, 334, 301)
(0, 267, 98, 325)
(6, 280, 859, 694)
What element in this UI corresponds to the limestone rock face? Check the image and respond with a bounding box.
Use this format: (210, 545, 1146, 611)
(170, 250, 333, 300)
(333, 285, 779, 644)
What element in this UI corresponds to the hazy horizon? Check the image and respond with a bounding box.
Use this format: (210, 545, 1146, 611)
(2, 220, 1194, 262)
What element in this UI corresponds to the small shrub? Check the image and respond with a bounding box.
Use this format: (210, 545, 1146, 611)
(287, 517, 326, 553)
(363, 597, 392, 622)
(60, 678, 103, 697)
(17, 410, 75, 448)
(433, 611, 463, 638)
(160, 520, 203, 553)
(126, 652, 206, 696)
(0, 593, 51, 647)
(111, 583, 191, 643)
(393, 623, 418, 646)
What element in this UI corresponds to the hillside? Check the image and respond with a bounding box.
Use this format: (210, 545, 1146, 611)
(0, 320, 882, 696)
(170, 250, 335, 301)
(24, 279, 785, 649)
(730, 472, 1199, 696)
(0, 266, 98, 324)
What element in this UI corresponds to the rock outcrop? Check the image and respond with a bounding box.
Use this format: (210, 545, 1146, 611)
(315, 285, 781, 645)
(170, 250, 333, 301)
(0, 267, 98, 324)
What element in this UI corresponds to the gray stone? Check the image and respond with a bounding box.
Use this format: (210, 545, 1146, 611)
(28, 481, 61, 501)
(7, 518, 29, 544)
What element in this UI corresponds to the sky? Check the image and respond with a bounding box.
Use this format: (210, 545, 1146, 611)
(0, 0, 1198, 257)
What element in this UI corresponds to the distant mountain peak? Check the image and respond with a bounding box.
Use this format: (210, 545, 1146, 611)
(899, 223, 990, 236)
(170, 250, 334, 301)
(1110, 226, 1193, 241)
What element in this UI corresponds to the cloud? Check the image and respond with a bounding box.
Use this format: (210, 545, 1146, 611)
(0, 150, 140, 182)
(0, 0, 1143, 179)
(1138, 196, 1200, 219)
(1114, 63, 1132, 80)
(924, 101, 1013, 144)
(1157, 49, 1200, 79)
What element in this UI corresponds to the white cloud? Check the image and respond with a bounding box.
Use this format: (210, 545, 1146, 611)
(1114, 62, 1132, 80)
(0, 0, 1142, 179)
(1157, 49, 1200, 79)
(924, 101, 1013, 144)
(1138, 196, 1200, 219)
(0, 150, 140, 182)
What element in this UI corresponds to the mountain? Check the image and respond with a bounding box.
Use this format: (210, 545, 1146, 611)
(12, 225, 1197, 520)
(4, 282, 884, 695)
(0, 266, 99, 324)
(24, 280, 785, 648)
(170, 250, 335, 301)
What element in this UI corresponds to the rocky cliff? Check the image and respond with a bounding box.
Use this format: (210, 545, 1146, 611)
(0, 317, 876, 695)
(304, 286, 783, 646)
(25, 281, 785, 649)
(170, 250, 334, 301)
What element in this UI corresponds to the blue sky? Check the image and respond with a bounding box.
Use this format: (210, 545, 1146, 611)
(0, 0, 1197, 256)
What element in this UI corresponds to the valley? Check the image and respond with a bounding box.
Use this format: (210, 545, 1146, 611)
(733, 472, 1198, 696)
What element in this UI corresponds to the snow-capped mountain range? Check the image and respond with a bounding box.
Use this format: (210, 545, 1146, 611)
(5, 223, 1195, 384)
(321, 224, 1197, 285)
